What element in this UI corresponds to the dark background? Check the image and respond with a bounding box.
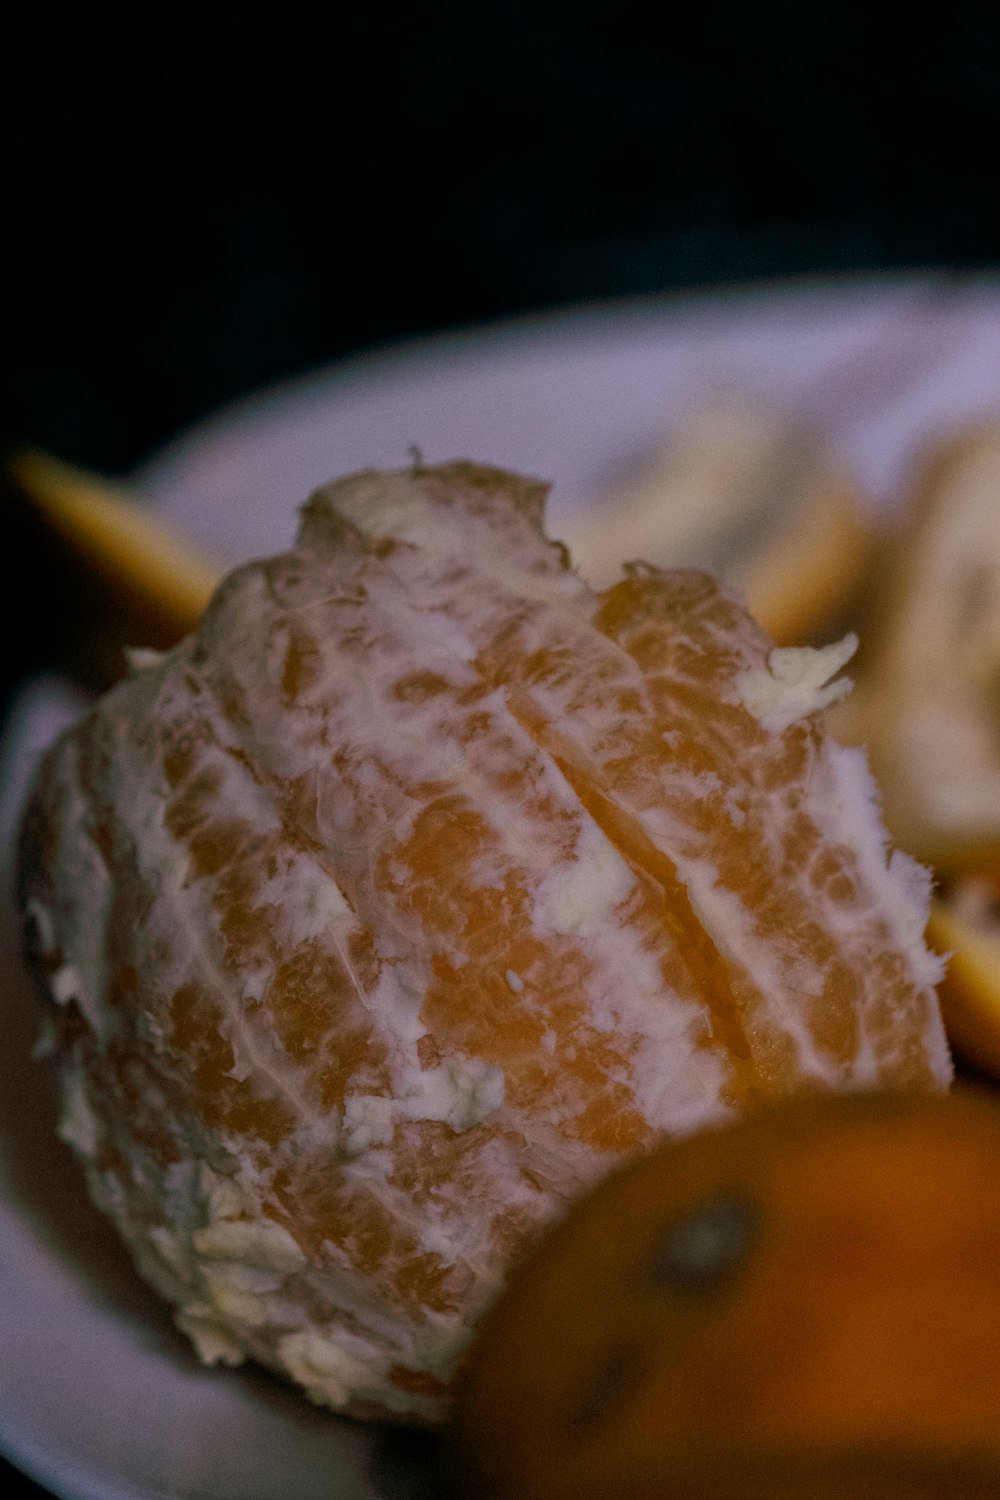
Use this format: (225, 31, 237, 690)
(4, 1, 1000, 478)
(2, 2, 1000, 1495)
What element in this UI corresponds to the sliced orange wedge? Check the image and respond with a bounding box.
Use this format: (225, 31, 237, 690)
(927, 888, 1000, 1079)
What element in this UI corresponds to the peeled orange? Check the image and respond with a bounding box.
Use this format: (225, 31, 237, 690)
(18, 462, 950, 1423)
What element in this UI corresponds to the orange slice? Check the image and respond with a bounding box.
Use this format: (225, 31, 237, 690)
(569, 397, 873, 647)
(927, 886, 1000, 1079)
(9, 446, 219, 639)
(839, 424, 1000, 878)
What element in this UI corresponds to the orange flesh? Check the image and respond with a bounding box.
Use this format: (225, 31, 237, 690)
(22, 463, 950, 1421)
(111, 557, 937, 1267)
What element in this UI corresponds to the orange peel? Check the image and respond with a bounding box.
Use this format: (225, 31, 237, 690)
(451, 1088, 1000, 1499)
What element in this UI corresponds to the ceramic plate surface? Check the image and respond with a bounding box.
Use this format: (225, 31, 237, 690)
(4, 272, 1000, 1498)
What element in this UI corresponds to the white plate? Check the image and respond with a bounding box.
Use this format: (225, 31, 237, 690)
(5, 271, 1000, 1500)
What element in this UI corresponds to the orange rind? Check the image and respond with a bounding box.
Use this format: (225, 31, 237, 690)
(451, 1089, 1000, 1499)
(569, 397, 874, 647)
(830, 422, 1000, 1078)
(840, 424, 1000, 879)
(927, 887, 1000, 1080)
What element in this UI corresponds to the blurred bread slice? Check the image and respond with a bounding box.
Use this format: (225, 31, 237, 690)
(568, 397, 873, 645)
(837, 424, 1000, 877)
